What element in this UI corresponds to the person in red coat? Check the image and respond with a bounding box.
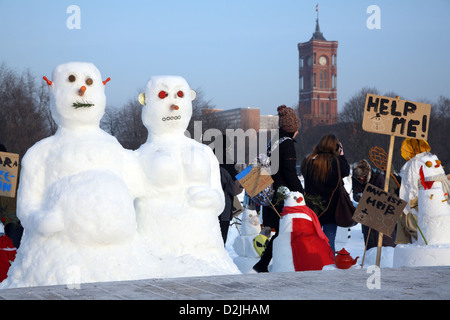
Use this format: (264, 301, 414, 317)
(0, 233, 16, 282)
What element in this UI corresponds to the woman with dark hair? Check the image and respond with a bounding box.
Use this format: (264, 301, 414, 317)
(300, 134, 350, 252)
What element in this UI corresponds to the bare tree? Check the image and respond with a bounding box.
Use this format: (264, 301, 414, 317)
(0, 63, 52, 158)
(101, 98, 147, 150)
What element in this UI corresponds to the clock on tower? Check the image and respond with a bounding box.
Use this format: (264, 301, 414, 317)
(298, 15, 338, 130)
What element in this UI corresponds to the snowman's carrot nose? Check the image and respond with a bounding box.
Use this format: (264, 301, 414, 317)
(79, 86, 86, 96)
(171, 105, 179, 111)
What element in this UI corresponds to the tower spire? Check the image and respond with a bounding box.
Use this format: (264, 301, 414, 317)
(311, 3, 326, 41)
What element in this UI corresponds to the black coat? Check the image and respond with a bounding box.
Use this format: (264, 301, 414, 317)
(262, 130, 304, 230)
(271, 131, 304, 197)
(352, 170, 385, 202)
(301, 155, 350, 225)
(219, 166, 235, 222)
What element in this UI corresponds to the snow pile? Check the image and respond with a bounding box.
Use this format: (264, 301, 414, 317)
(394, 153, 450, 267)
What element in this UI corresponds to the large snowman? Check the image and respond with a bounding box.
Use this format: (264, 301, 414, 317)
(135, 75, 240, 277)
(2, 62, 156, 288)
(394, 153, 450, 267)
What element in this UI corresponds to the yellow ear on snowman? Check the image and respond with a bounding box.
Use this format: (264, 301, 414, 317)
(138, 93, 146, 106)
(190, 89, 197, 101)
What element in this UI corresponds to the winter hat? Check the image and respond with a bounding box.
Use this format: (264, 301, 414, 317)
(277, 105, 300, 133)
(401, 138, 431, 161)
(353, 159, 372, 181)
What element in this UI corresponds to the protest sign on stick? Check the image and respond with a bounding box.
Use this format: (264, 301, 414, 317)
(353, 183, 406, 236)
(236, 164, 281, 218)
(362, 94, 431, 266)
(0, 151, 20, 198)
(362, 94, 431, 140)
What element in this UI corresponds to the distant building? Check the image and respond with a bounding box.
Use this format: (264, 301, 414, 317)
(298, 14, 338, 130)
(202, 107, 278, 132)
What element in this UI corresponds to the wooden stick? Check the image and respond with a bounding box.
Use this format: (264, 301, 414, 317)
(263, 190, 282, 219)
(361, 227, 371, 269)
(410, 213, 428, 245)
(376, 135, 395, 267)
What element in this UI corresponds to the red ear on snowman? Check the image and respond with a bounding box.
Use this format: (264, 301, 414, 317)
(43, 76, 52, 86)
(103, 77, 111, 85)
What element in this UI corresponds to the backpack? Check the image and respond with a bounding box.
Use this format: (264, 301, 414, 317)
(250, 137, 292, 206)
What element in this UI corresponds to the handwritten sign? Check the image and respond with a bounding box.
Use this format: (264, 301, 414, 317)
(353, 183, 406, 237)
(0, 152, 20, 198)
(236, 164, 273, 198)
(362, 94, 431, 140)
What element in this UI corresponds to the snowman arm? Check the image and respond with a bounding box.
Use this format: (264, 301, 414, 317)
(206, 146, 225, 195)
(16, 153, 47, 228)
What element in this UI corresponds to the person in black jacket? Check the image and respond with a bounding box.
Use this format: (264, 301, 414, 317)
(217, 135, 243, 245)
(300, 134, 350, 252)
(352, 159, 396, 250)
(253, 105, 304, 273)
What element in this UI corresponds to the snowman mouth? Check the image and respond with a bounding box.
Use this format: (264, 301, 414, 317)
(72, 101, 95, 109)
(162, 115, 181, 121)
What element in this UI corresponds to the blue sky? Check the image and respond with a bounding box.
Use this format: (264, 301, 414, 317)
(1, 0, 449, 116)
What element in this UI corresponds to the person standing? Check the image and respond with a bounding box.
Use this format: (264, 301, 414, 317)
(352, 159, 396, 249)
(253, 105, 304, 272)
(0, 144, 23, 249)
(300, 134, 350, 252)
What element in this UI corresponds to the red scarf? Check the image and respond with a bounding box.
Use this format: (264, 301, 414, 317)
(281, 206, 329, 242)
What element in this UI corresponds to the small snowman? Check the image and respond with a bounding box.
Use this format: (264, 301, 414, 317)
(135, 75, 239, 277)
(271, 189, 334, 272)
(232, 208, 262, 258)
(3, 62, 154, 288)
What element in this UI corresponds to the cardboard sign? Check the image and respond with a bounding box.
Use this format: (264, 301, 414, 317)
(362, 94, 431, 140)
(0, 152, 20, 198)
(353, 183, 406, 237)
(236, 164, 273, 198)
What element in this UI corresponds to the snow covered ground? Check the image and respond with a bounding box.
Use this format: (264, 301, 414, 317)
(226, 215, 395, 273)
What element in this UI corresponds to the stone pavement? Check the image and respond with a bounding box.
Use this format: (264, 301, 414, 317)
(0, 266, 449, 300)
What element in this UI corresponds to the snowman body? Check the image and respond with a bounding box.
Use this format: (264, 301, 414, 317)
(232, 208, 261, 258)
(135, 76, 239, 277)
(394, 153, 450, 267)
(416, 154, 450, 245)
(271, 191, 334, 272)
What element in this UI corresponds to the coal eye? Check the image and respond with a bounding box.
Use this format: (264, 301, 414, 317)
(86, 78, 93, 85)
(158, 91, 168, 99)
(425, 161, 432, 168)
(177, 90, 184, 98)
(68, 75, 76, 82)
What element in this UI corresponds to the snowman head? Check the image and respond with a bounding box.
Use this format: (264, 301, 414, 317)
(45, 62, 110, 129)
(283, 191, 306, 207)
(139, 76, 196, 139)
(419, 154, 445, 189)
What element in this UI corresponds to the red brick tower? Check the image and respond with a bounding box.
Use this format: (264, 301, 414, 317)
(298, 14, 338, 130)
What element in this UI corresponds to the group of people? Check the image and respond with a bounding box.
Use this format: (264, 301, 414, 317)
(249, 104, 400, 272)
(250, 105, 353, 272)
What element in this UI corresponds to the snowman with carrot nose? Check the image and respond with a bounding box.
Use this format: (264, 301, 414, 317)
(3, 62, 154, 288)
(134, 76, 240, 277)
